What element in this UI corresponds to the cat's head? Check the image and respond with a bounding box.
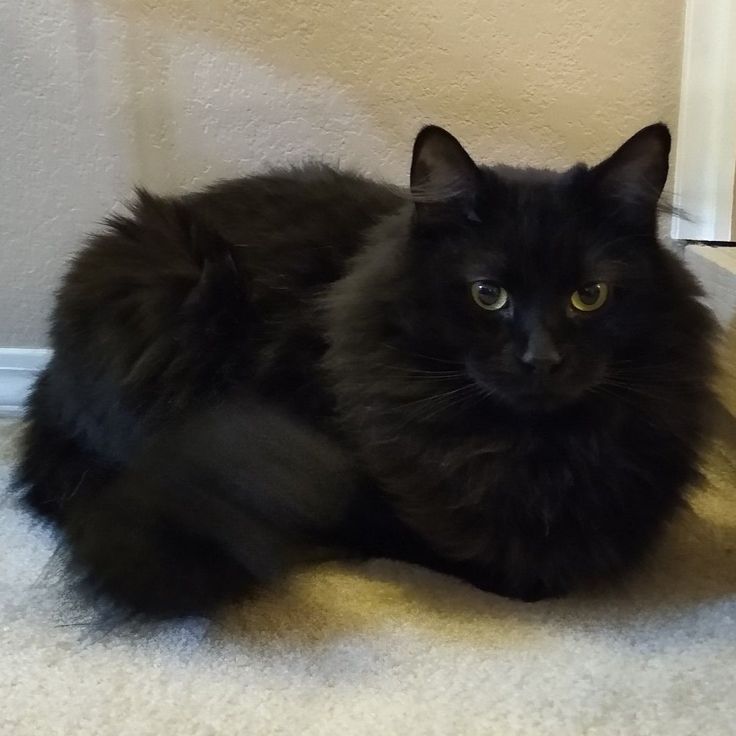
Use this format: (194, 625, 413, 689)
(389, 123, 708, 414)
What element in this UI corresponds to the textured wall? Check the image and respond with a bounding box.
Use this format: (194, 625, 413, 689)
(1, 0, 685, 347)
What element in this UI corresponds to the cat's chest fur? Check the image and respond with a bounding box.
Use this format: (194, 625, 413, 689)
(361, 407, 614, 514)
(338, 387, 688, 593)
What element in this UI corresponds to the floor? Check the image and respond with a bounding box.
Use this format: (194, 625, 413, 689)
(1, 415, 735, 736)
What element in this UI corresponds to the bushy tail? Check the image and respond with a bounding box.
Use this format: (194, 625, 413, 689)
(15, 370, 117, 520)
(17, 396, 359, 617)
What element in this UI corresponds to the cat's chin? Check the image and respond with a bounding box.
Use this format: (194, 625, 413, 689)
(502, 389, 582, 414)
(465, 357, 608, 415)
(472, 376, 587, 414)
(466, 364, 585, 414)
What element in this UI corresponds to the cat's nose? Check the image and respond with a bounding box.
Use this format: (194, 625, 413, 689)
(518, 350, 563, 374)
(516, 331, 563, 374)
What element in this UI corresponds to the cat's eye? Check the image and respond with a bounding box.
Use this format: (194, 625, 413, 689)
(471, 281, 509, 311)
(571, 282, 609, 312)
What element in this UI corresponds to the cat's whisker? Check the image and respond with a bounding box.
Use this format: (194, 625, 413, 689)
(586, 385, 661, 428)
(380, 343, 465, 367)
(588, 384, 697, 442)
(392, 383, 480, 427)
(398, 382, 477, 410)
(601, 375, 690, 393)
(594, 380, 694, 413)
(407, 386, 481, 425)
(369, 364, 467, 378)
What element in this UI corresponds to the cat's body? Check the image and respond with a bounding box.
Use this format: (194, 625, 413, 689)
(17, 124, 718, 616)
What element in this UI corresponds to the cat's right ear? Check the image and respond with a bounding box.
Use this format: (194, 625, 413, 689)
(410, 126, 482, 222)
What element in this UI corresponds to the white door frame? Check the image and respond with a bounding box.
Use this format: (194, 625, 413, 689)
(671, 0, 736, 242)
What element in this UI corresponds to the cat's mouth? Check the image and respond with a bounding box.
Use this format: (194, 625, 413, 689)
(506, 384, 582, 412)
(465, 358, 598, 413)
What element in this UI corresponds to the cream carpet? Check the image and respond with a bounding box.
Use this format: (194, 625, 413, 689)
(2, 415, 735, 736)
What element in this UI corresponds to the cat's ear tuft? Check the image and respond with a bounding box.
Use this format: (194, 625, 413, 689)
(591, 123, 671, 209)
(410, 125, 481, 220)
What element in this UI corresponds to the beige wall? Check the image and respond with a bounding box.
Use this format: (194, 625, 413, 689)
(1, 0, 685, 347)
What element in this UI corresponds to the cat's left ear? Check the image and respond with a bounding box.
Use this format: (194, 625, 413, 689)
(591, 123, 671, 210)
(410, 125, 482, 222)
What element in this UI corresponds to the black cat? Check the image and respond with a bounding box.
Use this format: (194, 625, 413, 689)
(16, 123, 717, 617)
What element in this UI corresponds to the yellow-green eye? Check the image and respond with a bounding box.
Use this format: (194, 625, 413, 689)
(471, 281, 509, 311)
(571, 282, 609, 312)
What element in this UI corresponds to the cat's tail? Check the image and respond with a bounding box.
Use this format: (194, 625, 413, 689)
(16, 189, 256, 516)
(14, 368, 118, 520)
(16, 395, 360, 618)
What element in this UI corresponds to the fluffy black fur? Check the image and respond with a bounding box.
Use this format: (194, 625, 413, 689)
(16, 124, 717, 616)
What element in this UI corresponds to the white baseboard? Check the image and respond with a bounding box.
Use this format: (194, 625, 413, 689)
(0, 348, 52, 417)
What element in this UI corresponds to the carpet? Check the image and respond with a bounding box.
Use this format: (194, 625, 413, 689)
(1, 414, 735, 736)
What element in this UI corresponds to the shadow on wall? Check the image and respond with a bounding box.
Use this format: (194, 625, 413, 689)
(101, 0, 684, 186)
